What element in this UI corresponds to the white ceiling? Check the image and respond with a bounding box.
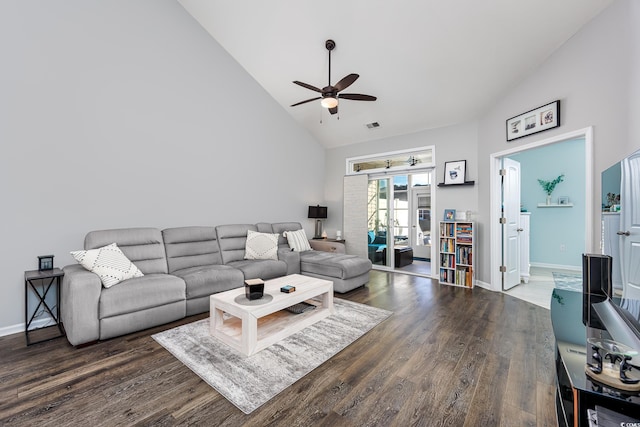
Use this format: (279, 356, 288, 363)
(178, 0, 613, 149)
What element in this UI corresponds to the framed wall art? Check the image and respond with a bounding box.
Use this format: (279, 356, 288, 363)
(506, 100, 560, 142)
(444, 160, 466, 185)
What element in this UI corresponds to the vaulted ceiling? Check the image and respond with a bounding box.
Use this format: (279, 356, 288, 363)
(178, 0, 613, 148)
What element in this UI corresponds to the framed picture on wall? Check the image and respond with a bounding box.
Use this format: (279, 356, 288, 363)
(506, 100, 560, 141)
(558, 196, 569, 205)
(444, 160, 466, 185)
(444, 209, 456, 221)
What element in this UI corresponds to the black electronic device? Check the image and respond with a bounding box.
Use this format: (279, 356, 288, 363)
(582, 253, 612, 329)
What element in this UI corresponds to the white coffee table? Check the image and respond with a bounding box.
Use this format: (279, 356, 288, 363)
(209, 274, 334, 356)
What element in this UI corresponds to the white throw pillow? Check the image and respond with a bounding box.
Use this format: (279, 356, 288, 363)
(284, 229, 312, 252)
(244, 230, 279, 260)
(70, 243, 144, 288)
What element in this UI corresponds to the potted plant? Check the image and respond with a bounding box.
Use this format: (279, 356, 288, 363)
(538, 174, 565, 205)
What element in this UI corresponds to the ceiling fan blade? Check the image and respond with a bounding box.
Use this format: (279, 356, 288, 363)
(293, 81, 322, 93)
(329, 106, 338, 115)
(290, 97, 321, 107)
(334, 74, 359, 92)
(339, 93, 377, 102)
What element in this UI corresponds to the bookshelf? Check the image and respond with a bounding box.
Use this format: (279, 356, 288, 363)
(438, 221, 475, 288)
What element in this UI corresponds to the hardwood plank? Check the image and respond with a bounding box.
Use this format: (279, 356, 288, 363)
(536, 381, 558, 427)
(0, 271, 557, 426)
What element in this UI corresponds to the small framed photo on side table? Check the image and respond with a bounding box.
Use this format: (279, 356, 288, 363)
(38, 255, 54, 271)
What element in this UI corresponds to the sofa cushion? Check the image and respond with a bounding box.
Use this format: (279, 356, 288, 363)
(85, 228, 168, 274)
(172, 265, 244, 299)
(99, 274, 185, 319)
(216, 224, 257, 264)
(300, 251, 372, 279)
(227, 259, 288, 281)
(162, 226, 223, 273)
(244, 230, 279, 260)
(70, 243, 144, 288)
(283, 229, 312, 252)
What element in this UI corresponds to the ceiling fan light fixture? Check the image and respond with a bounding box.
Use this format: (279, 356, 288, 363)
(320, 97, 338, 109)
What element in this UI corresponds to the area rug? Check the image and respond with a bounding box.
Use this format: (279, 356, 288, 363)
(152, 298, 392, 414)
(552, 271, 582, 292)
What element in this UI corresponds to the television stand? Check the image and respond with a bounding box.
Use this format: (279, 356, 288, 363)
(551, 289, 640, 426)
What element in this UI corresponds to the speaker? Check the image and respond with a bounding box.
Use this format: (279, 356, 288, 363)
(582, 253, 612, 328)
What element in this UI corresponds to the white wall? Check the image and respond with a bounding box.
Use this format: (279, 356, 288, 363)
(476, 0, 640, 284)
(325, 0, 640, 289)
(324, 121, 479, 247)
(0, 1, 325, 333)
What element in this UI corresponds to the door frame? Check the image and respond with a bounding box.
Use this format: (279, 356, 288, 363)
(489, 126, 594, 293)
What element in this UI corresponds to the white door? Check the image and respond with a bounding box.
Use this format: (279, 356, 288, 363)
(620, 149, 640, 300)
(502, 158, 521, 290)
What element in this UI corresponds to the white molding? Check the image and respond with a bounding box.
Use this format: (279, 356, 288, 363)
(0, 316, 54, 338)
(475, 280, 493, 291)
(530, 262, 581, 272)
(490, 126, 594, 294)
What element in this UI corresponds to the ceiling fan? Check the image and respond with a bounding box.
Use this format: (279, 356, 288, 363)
(290, 39, 377, 115)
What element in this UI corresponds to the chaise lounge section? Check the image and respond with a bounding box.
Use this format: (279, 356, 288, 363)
(61, 221, 371, 346)
(271, 222, 371, 293)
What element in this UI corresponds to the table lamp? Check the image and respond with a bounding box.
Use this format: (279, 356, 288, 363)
(308, 205, 327, 239)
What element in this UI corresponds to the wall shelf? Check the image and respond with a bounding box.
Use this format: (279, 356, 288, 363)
(537, 203, 573, 208)
(437, 181, 475, 187)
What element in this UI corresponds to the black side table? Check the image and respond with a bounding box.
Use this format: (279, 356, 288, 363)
(24, 268, 65, 345)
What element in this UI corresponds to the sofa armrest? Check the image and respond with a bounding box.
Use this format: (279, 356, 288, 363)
(278, 248, 300, 275)
(309, 240, 346, 254)
(61, 264, 102, 346)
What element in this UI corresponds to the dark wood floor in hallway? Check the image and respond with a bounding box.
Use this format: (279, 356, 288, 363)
(0, 271, 557, 426)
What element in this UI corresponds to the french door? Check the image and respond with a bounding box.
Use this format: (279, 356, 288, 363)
(367, 172, 433, 270)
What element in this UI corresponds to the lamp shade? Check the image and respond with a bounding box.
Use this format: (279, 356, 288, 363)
(308, 205, 328, 219)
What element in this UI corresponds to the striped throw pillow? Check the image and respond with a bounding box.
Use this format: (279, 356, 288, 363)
(284, 229, 312, 252)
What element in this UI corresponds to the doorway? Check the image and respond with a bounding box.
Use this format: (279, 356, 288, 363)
(489, 127, 595, 302)
(367, 171, 434, 277)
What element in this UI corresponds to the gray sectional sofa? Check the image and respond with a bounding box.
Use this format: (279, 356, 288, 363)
(61, 221, 371, 346)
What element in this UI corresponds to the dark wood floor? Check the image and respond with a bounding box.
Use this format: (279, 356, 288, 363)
(0, 271, 557, 426)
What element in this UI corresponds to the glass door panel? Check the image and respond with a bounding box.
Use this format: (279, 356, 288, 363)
(412, 191, 431, 259)
(411, 172, 432, 260)
(393, 176, 409, 249)
(367, 178, 392, 267)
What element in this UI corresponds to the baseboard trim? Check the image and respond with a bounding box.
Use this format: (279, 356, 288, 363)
(0, 316, 54, 338)
(530, 262, 581, 272)
(475, 280, 495, 291)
